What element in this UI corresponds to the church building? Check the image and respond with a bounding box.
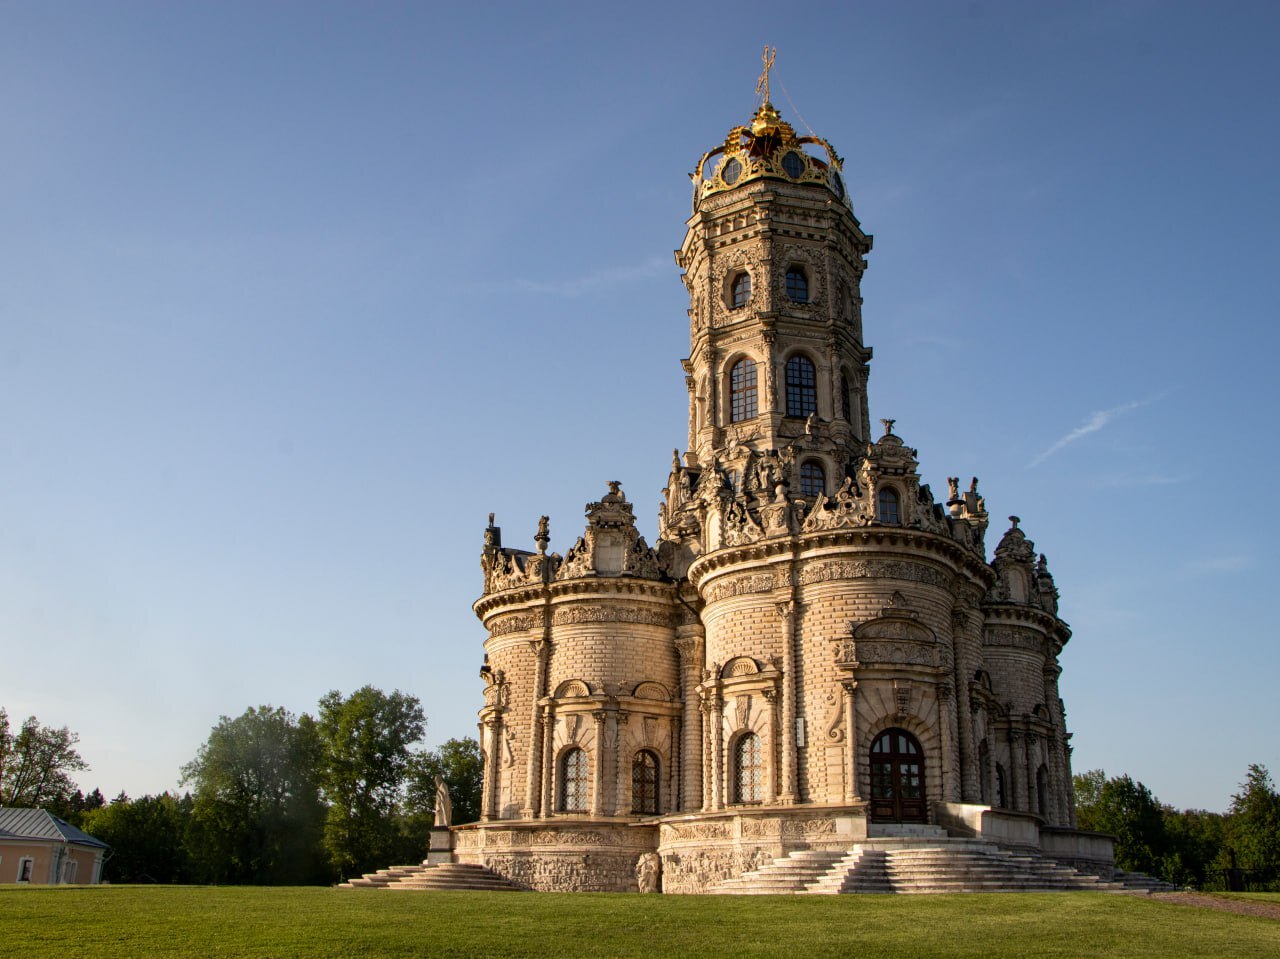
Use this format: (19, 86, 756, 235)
(455, 66, 1109, 893)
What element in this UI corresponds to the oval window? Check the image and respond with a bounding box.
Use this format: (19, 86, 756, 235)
(781, 151, 804, 178)
(721, 158, 742, 185)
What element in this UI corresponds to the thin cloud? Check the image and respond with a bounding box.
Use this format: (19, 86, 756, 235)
(515, 257, 666, 298)
(1092, 472, 1189, 489)
(1027, 396, 1160, 468)
(1190, 555, 1253, 573)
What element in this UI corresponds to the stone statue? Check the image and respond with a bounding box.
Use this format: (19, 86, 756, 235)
(433, 774, 453, 828)
(635, 852, 661, 893)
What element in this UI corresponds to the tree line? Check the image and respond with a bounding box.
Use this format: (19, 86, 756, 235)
(1074, 766, 1280, 890)
(1, 688, 481, 885)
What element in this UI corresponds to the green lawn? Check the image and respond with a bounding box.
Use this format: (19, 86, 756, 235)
(3, 887, 1278, 959)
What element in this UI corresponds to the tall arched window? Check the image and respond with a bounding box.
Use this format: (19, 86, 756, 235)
(1036, 764, 1049, 817)
(800, 461, 825, 497)
(731, 272, 751, 308)
(785, 267, 808, 303)
(558, 747, 588, 813)
(729, 358, 757, 422)
(785, 355, 817, 417)
(995, 763, 1008, 808)
(632, 750, 660, 815)
(732, 733, 763, 803)
(877, 487, 900, 525)
(977, 740, 990, 804)
(838, 372, 852, 422)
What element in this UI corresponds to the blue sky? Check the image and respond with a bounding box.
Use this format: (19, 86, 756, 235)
(2, 1, 1277, 813)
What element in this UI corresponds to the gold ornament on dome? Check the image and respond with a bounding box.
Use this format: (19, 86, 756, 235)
(691, 49, 850, 206)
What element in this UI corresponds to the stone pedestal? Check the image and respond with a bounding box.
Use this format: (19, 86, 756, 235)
(424, 827, 454, 866)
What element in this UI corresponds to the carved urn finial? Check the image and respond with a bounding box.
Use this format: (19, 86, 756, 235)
(535, 515, 550, 555)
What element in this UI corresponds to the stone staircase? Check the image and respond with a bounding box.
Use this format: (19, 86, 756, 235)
(339, 862, 522, 892)
(712, 835, 1175, 896)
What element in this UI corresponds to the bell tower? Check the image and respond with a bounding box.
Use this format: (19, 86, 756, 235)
(676, 52, 874, 500)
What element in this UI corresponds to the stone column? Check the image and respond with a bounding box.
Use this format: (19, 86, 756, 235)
(484, 716, 503, 820)
(951, 606, 979, 802)
(762, 330, 778, 415)
(1025, 733, 1040, 817)
(1009, 730, 1027, 812)
(710, 691, 725, 810)
(775, 600, 798, 803)
(591, 710, 607, 817)
(842, 680, 860, 802)
(540, 707, 556, 817)
(938, 683, 959, 802)
(613, 711, 628, 816)
(523, 639, 550, 819)
(763, 688, 780, 801)
(675, 633, 704, 812)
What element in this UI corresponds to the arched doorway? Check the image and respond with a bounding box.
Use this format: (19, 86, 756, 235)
(868, 728, 926, 823)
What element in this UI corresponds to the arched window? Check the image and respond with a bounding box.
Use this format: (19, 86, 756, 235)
(995, 763, 1008, 809)
(800, 461, 825, 497)
(558, 747, 588, 813)
(632, 750, 660, 815)
(732, 732, 763, 803)
(731, 272, 751, 308)
(1036, 764, 1049, 817)
(838, 373, 851, 422)
(729, 358, 757, 422)
(877, 487, 900, 525)
(785, 355, 817, 417)
(785, 267, 808, 303)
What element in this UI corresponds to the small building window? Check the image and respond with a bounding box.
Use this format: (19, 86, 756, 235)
(731, 272, 751, 309)
(558, 747, 588, 813)
(17, 857, 34, 883)
(995, 763, 1008, 809)
(632, 750, 660, 815)
(733, 732, 764, 803)
(800, 461, 825, 498)
(785, 267, 808, 303)
(877, 487, 900, 525)
(729, 358, 757, 422)
(785, 355, 817, 417)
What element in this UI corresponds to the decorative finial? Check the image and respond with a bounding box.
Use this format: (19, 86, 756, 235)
(1009, 515, 1020, 528)
(535, 516, 550, 555)
(756, 45, 776, 106)
(881, 418, 896, 436)
(607, 480, 622, 496)
(488, 512, 495, 526)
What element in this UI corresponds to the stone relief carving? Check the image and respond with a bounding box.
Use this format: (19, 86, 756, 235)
(551, 606, 674, 628)
(704, 572, 777, 604)
(488, 612, 541, 637)
(799, 560, 950, 589)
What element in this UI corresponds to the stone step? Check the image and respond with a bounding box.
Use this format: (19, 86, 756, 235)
(339, 861, 523, 892)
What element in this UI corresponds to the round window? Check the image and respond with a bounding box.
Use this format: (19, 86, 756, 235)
(781, 151, 804, 179)
(721, 158, 742, 185)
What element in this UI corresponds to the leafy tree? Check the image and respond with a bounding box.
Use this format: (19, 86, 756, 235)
(409, 737, 483, 826)
(316, 686, 425, 877)
(0, 708, 89, 807)
(1222, 764, 1280, 889)
(182, 706, 328, 884)
(81, 793, 194, 883)
(48, 787, 106, 827)
(1073, 770, 1169, 876)
(1160, 806, 1226, 889)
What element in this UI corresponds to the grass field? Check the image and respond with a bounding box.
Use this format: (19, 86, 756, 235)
(4, 887, 1279, 959)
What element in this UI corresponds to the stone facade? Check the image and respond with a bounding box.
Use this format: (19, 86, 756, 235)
(461, 87, 1089, 893)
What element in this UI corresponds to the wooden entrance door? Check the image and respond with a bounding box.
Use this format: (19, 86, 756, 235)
(869, 728, 926, 823)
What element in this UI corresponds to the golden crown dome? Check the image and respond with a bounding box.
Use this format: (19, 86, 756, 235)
(692, 50, 849, 207)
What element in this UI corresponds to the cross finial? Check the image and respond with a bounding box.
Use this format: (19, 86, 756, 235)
(756, 46, 776, 105)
